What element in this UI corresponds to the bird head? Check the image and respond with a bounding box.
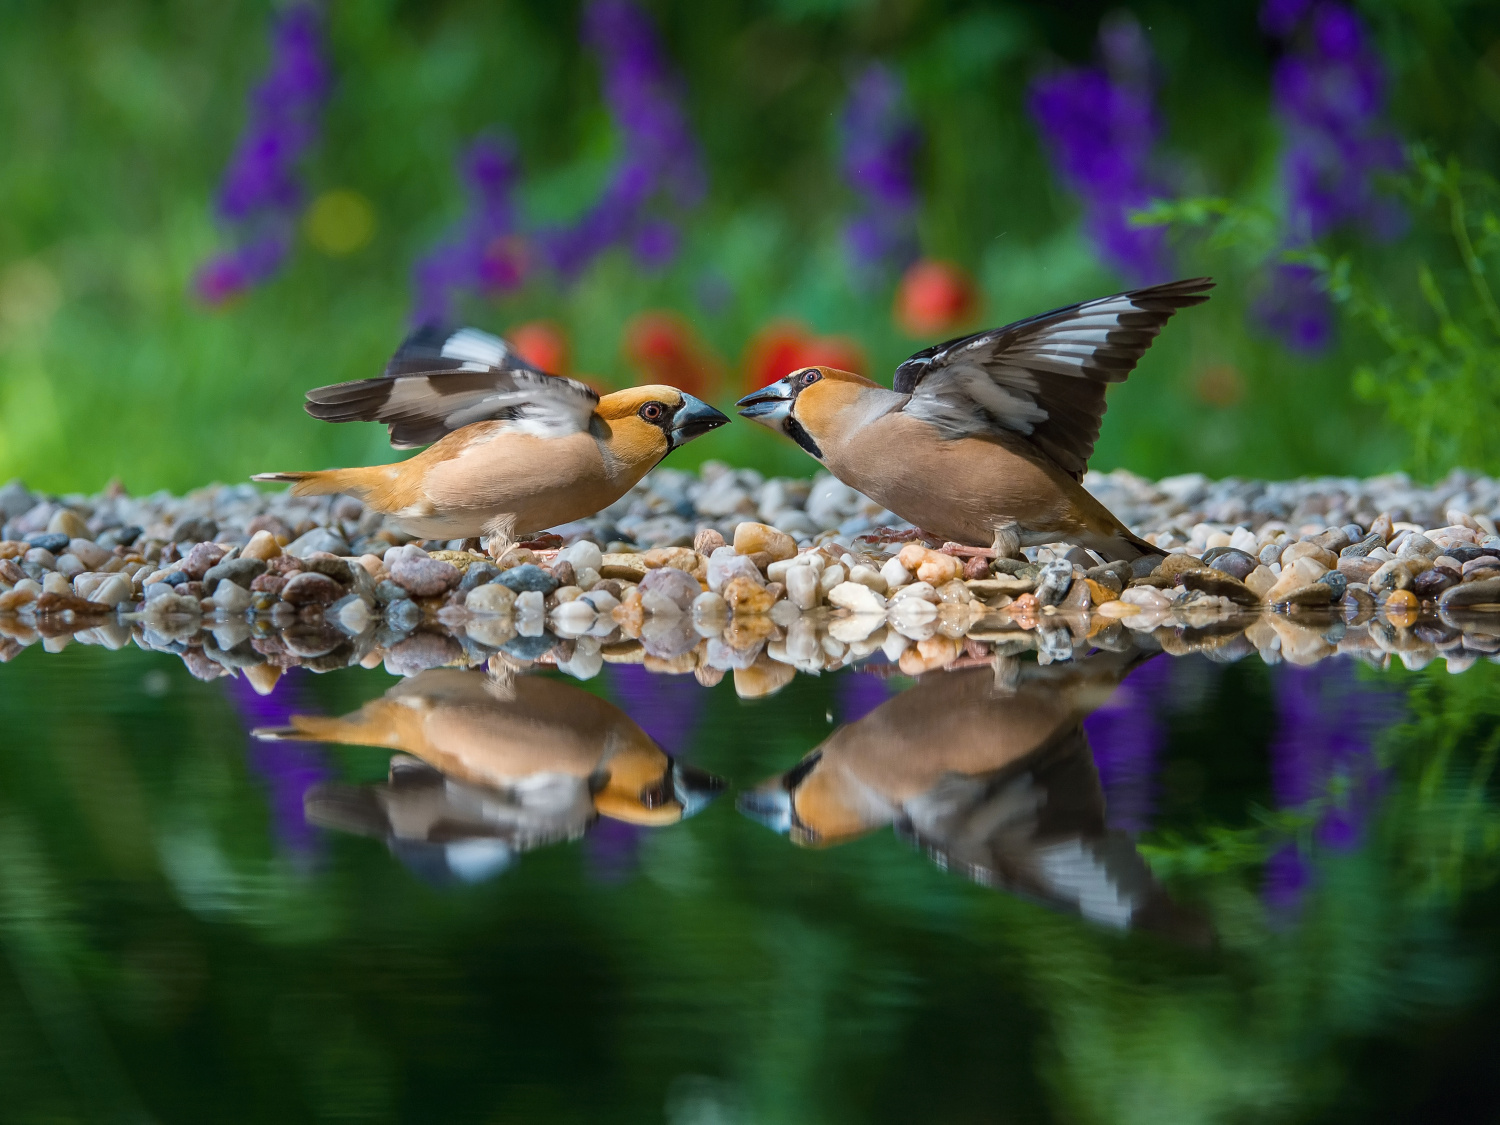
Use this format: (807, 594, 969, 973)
(736, 748, 885, 848)
(595, 386, 729, 465)
(734, 366, 881, 461)
(592, 739, 726, 827)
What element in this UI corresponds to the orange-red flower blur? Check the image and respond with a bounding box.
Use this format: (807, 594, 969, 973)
(507, 320, 570, 374)
(622, 310, 721, 397)
(742, 320, 867, 392)
(894, 259, 980, 337)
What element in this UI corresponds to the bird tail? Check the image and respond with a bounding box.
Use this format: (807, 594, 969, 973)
(251, 467, 378, 500)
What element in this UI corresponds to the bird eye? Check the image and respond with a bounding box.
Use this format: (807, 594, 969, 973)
(639, 401, 666, 422)
(797, 368, 821, 389)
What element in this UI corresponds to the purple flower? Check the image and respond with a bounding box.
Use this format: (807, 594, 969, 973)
(839, 64, 921, 276)
(194, 3, 331, 304)
(1258, 1, 1404, 349)
(537, 0, 705, 279)
(225, 669, 330, 866)
(1256, 262, 1335, 353)
(411, 135, 527, 324)
(1083, 656, 1175, 834)
(837, 670, 893, 725)
(1261, 660, 1404, 916)
(1028, 13, 1173, 284)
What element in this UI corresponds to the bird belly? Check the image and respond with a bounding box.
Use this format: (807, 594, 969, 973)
(826, 422, 1097, 545)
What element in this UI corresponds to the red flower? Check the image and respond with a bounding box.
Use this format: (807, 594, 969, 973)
(743, 321, 867, 392)
(508, 320, 570, 374)
(623, 311, 721, 397)
(894, 259, 979, 337)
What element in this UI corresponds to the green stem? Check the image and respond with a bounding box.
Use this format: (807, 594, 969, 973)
(1445, 158, 1500, 339)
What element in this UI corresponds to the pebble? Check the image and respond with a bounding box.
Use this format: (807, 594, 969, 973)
(286, 528, 350, 558)
(47, 510, 89, 539)
(514, 590, 545, 616)
(733, 521, 796, 562)
(706, 547, 763, 593)
(280, 571, 344, 606)
(827, 581, 886, 614)
(1033, 559, 1074, 605)
(458, 562, 501, 592)
(210, 579, 253, 613)
(723, 575, 776, 615)
(242, 530, 282, 561)
(204, 557, 267, 588)
(639, 565, 702, 611)
(466, 584, 517, 614)
(389, 550, 463, 597)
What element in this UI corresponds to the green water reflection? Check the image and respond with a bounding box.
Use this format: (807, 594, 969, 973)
(2, 644, 1500, 1124)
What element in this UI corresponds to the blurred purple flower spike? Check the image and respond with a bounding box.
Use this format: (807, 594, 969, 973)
(539, 0, 705, 279)
(1083, 655, 1174, 834)
(226, 669, 330, 867)
(839, 63, 922, 276)
(1262, 660, 1404, 918)
(1028, 13, 1173, 284)
(1258, 0, 1404, 350)
(194, 3, 331, 305)
(411, 134, 526, 324)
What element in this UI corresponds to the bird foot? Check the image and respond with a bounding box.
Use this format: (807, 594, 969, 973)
(939, 542, 997, 558)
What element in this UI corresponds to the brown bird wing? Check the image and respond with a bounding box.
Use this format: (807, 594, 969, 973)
(304, 324, 599, 449)
(893, 277, 1214, 478)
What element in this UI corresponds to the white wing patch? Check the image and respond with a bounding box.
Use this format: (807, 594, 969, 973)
(439, 327, 512, 368)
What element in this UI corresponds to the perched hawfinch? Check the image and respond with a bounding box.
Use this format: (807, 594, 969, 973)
(254, 324, 729, 551)
(258, 669, 723, 882)
(737, 278, 1213, 561)
(738, 652, 1208, 940)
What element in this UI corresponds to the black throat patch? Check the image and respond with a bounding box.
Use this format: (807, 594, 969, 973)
(784, 417, 822, 459)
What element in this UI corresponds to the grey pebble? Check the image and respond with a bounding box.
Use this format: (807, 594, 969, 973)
(497, 563, 558, 594)
(385, 598, 422, 631)
(203, 557, 267, 589)
(25, 533, 67, 554)
(458, 562, 501, 592)
(286, 528, 350, 558)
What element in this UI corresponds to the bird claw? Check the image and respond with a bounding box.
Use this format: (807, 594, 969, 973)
(939, 542, 997, 558)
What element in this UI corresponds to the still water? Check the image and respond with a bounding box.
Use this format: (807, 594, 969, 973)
(4, 637, 1500, 1123)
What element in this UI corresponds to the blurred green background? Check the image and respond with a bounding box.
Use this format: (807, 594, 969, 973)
(3, 0, 1500, 496)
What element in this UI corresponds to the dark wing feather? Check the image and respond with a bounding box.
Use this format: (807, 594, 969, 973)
(305, 324, 599, 449)
(894, 277, 1213, 478)
(896, 725, 1210, 942)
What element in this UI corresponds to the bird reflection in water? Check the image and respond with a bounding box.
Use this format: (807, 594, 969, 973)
(254, 668, 724, 883)
(740, 650, 1210, 941)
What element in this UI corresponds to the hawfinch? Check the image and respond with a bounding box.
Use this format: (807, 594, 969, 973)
(255, 324, 729, 550)
(737, 278, 1213, 561)
(738, 653, 1208, 940)
(258, 668, 723, 881)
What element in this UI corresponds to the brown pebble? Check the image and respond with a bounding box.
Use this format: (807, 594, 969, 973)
(280, 571, 344, 606)
(1370, 512, 1394, 543)
(694, 528, 727, 555)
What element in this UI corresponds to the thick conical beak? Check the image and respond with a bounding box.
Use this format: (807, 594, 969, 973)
(669, 395, 730, 449)
(736, 783, 794, 835)
(735, 380, 793, 428)
(671, 761, 726, 820)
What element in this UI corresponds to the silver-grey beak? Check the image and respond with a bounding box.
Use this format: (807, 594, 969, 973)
(671, 761, 725, 820)
(669, 394, 730, 449)
(736, 783, 793, 835)
(735, 380, 793, 427)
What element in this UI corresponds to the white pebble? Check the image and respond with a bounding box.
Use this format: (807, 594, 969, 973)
(582, 589, 619, 614)
(550, 600, 597, 636)
(54, 553, 85, 578)
(1229, 527, 1259, 554)
(785, 564, 820, 610)
(42, 572, 70, 595)
(691, 590, 728, 620)
(891, 581, 939, 603)
(879, 557, 911, 588)
(848, 564, 888, 594)
(211, 579, 252, 613)
(466, 584, 516, 614)
(640, 590, 683, 617)
(558, 540, 603, 574)
(827, 581, 886, 613)
(817, 564, 847, 596)
(514, 590, 545, 616)
(88, 573, 132, 608)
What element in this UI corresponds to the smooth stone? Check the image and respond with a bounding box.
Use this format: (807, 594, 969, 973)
(733, 521, 796, 562)
(204, 557, 267, 589)
(210, 579, 253, 613)
(514, 590, 546, 615)
(827, 581, 887, 613)
(458, 562, 501, 592)
(385, 632, 463, 676)
(1311, 527, 1352, 553)
(1337, 556, 1382, 584)
(818, 564, 847, 596)
(503, 631, 556, 661)
(1395, 533, 1440, 561)
(25, 532, 68, 554)
(1282, 541, 1338, 569)
(373, 579, 407, 605)
(389, 552, 462, 597)
(639, 565, 702, 611)
(1341, 533, 1385, 558)
(42, 571, 71, 595)
(96, 525, 142, 549)
(1369, 513, 1394, 542)
(691, 590, 728, 621)
(67, 538, 109, 570)
(1277, 582, 1334, 606)
(1201, 547, 1257, 581)
(280, 571, 344, 605)
(558, 540, 604, 575)
(242, 530, 282, 561)
(551, 600, 598, 635)
(1180, 569, 1259, 606)
(384, 598, 422, 631)
(496, 563, 558, 595)
(582, 588, 620, 614)
(1120, 586, 1172, 608)
(171, 516, 218, 543)
(693, 528, 728, 555)
(286, 528, 350, 558)
(1439, 577, 1500, 608)
(466, 583, 517, 614)
(54, 553, 85, 578)
(1258, 542, 1283, 566)
(1154, 553, 1209, 580)
(303, 555, 355, 584)
(847, 564, 888, 594)
(1412, 567, 1459, 600)
(47, 509, 89, 539)
(332, 594, 372, 635)
(640, 589, 684, 617)
(879, 557, 911, 589)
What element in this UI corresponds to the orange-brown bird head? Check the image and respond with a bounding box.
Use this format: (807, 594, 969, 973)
(596, 385, 730, 467)
(734, 366, 881, 461)
(736, 748, 889, 848)
(593, 739, 725, 827)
